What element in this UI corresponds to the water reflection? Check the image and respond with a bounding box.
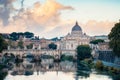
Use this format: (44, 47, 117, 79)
(3, 60, 112, 80)
(75, 61, 90, 80)
(9, 61, 76, 76)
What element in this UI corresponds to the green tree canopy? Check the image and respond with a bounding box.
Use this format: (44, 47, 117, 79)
(61, 54, 74, 61)
(24, 32, 34, 38)
(76, 45, 92, 60)
(108, 22, 120, 57)
(26, 43, 33, 49)
(90, 39, 104, 44)
(10, 32, 34, 41)
(0, 35, 8, 52)
(10, 32, 18, 41)
(48, 43, 57, 50)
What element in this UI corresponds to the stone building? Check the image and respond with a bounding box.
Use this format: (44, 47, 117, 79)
(60, 22, 90, 55)
(3, 22, 90, 57)
(91, 42, 115, 63)
(23, 38, 52, 49)
(97, 42, 110, 50)
(60, 22, 90, 50)
(40, 38, 52, 49)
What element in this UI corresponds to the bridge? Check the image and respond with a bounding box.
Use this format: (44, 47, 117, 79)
(2, 49, 61, 59)
(2, 49, 76, 59)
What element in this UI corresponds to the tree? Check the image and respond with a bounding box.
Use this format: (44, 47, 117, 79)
(10, 32, 34, 41)
(26, 43, 33, 49)
(10, 32, 18, 41)
(48, 43, 57, 50)
(24, 32, 34, 38)
(90, 39, 104, 44)
(51, 37, 59, 41)
(0, 35, 7, 52)
(61, 54, 74, 61)
(108, 22, 120, 57)
(76, 45, 92, 60)
(18, 41, 24, 49)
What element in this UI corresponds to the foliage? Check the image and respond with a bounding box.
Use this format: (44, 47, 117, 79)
(26, 43, 33, 49)
(61, 54, 74, 61)
(95, 60, 104, 70)
(0, 64, 8, 80)
(76, 60, 91, 78)
(32, 36, 40, 40)
(0, 35, 8, 52)
(0, 33, 9, 39)
(18, 41, 24, 49)
(108, 22, 120, 57)
(76, 45, 92, 60)
(83, 59, 94, 68)
(24, 32, 34, 38)
(94, 62, 120, 80)
(10, 32, 34, 41)
(90, 39, 104, 44)
(0, 71, 8, 80)
(48, 43, 57, 50)
(9, 32, 18, 41)
(51, 37, 59, 41)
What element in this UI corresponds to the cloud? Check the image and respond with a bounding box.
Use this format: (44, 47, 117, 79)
(46, 20, 116, 38)
(0, 0, 16, 26)
(42, 20, 75, 38)
(82, 20, 115, 36)
(0, 18, 27, 33)
(0, 0, 115, 39)
(0, 0, 74, 35)
(25, 0, 73, 25)
(0, 0, 15, 6)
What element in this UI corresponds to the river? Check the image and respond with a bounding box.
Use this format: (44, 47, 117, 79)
(3, 61, 112, 80)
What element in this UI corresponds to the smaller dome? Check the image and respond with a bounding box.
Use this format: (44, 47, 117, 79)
(72, 21, 82, 31)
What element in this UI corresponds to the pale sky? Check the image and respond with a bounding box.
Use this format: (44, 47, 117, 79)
(0, 0, 120, 39)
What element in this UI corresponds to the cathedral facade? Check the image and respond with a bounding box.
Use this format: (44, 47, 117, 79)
(60, 22, 90, 55)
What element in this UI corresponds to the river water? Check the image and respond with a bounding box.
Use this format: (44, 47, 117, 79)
(4, 61, 112, 80)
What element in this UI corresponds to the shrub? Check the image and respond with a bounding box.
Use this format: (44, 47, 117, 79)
(95, 60, 104, 70)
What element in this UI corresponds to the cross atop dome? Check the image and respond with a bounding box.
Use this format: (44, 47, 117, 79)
(76, 21, 78, 25)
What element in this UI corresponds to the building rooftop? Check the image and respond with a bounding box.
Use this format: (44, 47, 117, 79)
(72, 21, 82, 31)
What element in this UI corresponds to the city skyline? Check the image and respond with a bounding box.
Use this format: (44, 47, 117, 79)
(0, 0, 120, 38)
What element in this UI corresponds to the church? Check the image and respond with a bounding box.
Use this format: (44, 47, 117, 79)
(60, 22, 90, 55)
(3, 21, 90, 57)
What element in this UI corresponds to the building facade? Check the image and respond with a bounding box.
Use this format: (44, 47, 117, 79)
(60, 22, 90, 51)
(3, 22, 90, 56)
